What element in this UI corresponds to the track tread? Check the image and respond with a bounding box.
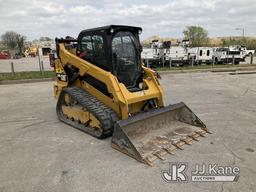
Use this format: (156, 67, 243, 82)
(56, 87, 119, 138)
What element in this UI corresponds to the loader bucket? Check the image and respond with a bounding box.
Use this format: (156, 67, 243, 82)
(111, 102, 210, 166)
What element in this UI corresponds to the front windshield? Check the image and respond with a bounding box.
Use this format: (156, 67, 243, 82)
(112, 31, 140, 88)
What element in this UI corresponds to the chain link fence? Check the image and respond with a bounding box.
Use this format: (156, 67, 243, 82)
(0, 56, 52, 74)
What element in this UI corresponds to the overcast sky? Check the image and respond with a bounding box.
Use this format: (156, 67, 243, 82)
(0, 0, 255, 40)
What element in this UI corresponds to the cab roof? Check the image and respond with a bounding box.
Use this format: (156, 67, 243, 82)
(79, 25, 142, 35)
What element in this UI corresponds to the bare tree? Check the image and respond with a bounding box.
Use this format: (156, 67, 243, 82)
(16, 34, 26, 54)
(1, 31, 18, 49)
(1, 31, 26, 54)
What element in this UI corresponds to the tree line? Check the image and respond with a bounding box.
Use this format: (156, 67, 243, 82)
(0, 31, 53, 55)
(142, 26, 256, 50)
(1, 31, 26, 54)
(1, 27, 256, 54)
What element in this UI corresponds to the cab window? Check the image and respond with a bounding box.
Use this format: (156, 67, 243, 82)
(79, 35, 108, 70)
(80, 36, 94, 62)
(112, 31, 140, 87)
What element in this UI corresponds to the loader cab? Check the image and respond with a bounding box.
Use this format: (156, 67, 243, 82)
(77, 25, 143, 90)
(77, 31, 108, 71)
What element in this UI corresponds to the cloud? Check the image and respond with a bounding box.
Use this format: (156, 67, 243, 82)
(0, 0, 255, 40)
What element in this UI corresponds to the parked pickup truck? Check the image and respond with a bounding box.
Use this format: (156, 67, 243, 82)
(213, 47, 241, 64)
(229, 45, 255, 62)
(240, 46, 255, 57)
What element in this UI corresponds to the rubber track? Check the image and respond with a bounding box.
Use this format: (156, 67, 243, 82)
(56, 87, 119, 138)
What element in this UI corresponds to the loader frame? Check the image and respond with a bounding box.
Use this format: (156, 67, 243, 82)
(53, 25, 210, 165)
(54, 42, 164, 120)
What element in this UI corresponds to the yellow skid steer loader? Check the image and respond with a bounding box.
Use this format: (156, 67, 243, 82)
(51, 25, 210, 166)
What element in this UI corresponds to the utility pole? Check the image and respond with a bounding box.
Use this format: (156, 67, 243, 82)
(235, 28, 245, 38)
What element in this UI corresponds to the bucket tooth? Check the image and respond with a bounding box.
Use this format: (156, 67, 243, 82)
(153, 150, 166, 160)
(193, 132, 201, 139)
(163, 147, 176, 155)
(181, 137, 193, 145)
(144, 158, 154, 166)
(172, 142, 184, 150)
(196, 130, 206, 137)
(188, 135, 199, 141)
(169, 144, 177, 151)
(159, 149, 168, 157)
(204, 128, 212, 134)
(145, 155, 158, 166)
